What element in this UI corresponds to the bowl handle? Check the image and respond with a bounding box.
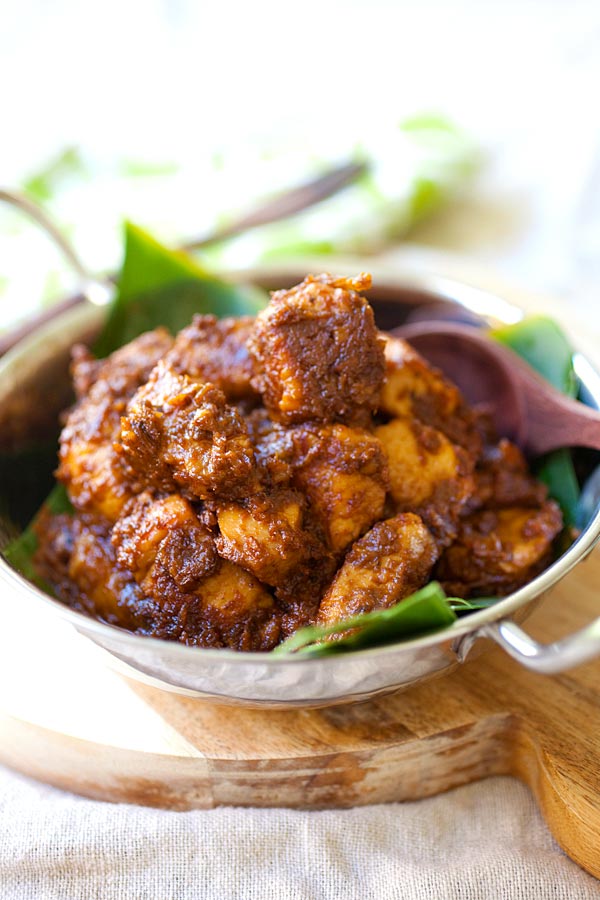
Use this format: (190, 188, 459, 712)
(0, 188, 112, 307)
(472, 617, 600, 674)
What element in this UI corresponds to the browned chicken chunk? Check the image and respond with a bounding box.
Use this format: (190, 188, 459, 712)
(112, 492, 218, 589)
(468, 438, 548, 512)
(286, 423, 389, 555)
(119, 361, 257, 500)
(164, 315, 258, 402)
(375, 416, 475, 546)
(57, 329, 173, 522)
(111, 493, 280, 650)
(436, 501, 563, 597)
(34, 510, 163, 633)
(214, 489, 328, 589)
(317, 513, 438, 625)
(248, 273, 385, 425)
(70, 345, 103, 399)
(380, 335, 482, 455)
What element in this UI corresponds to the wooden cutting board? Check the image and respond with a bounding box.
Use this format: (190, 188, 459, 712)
(0, 546, 599, 876)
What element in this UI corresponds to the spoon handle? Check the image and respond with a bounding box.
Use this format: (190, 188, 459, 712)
(182, 160, 366, 250)
(0, 189, 113, 310)
(492, 340, 600, 454)
(0, 189, 96, 286)
(525, 386, 600, 455)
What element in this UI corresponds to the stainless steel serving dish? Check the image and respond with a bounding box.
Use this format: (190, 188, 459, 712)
(2, 263, 600, 707)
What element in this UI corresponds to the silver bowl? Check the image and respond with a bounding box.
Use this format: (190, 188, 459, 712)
(1, 264, 600, 707)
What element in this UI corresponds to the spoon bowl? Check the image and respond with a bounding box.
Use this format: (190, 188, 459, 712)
(394, 320, 600, 457)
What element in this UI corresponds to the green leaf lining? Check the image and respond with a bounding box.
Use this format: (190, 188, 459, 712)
(274, 582, 457, 657)
(94, 222, 267, 358)
(491, 315, 580, 525)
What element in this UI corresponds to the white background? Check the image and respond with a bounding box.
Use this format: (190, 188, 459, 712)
(3, 0, 600, 310)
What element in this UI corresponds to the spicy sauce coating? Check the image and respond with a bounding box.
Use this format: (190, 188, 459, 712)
(214, 489, 329, 589)
(35, 495, 281, 651)
(34, 509, 165, 633)
(436, 501, 563, 598)
(110, 492, 280, 650)
(57, 329, 173, 522)
(119, 361, 257, 501)
(248, 274, 385, 425)
(375, 416, 475, 547)
(285, 423, 389, 555)
(468, 438, 548, 512)
(164, 315, 259, 402)
(112, 492, 219, 589)
(317, 513, 439, 625)
(34, 272, 563, 651)
(381, 335, 482, 455)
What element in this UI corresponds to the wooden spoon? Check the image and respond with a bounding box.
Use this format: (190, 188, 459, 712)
(393, 321, 600, 457)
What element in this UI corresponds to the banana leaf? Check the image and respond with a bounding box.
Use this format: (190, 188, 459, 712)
(94, 222, 267, 358)
(273, 582, 457, 657)
(491, 315, 579, 525)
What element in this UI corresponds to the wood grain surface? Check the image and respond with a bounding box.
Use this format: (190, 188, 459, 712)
(0, 545, 599, 876)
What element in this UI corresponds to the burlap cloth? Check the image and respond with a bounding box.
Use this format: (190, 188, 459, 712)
(1, 766, 598, 899)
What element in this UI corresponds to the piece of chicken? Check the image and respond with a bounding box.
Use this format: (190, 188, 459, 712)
(285, 423, 389, 555)
(164, 314, 259, 403)
(245, 407, 294, 488)
(248, 415, 390, 554)
(33, 509, 163, 633)
(317, 513, 438, 625)
(467, 438, 549, 512)
(380, 335, 482, 455)
(70, 345, 103, 399)
(111, 493, 281, 650)
(436, 501, 563, 598)
(375, 416, 475, 546)
(248, 273, 385, 425)
(118, 361, 257, 501)
(214, 488, 329, 589)
(113, 492, 218, 589)
(57, 329, 173, 522)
